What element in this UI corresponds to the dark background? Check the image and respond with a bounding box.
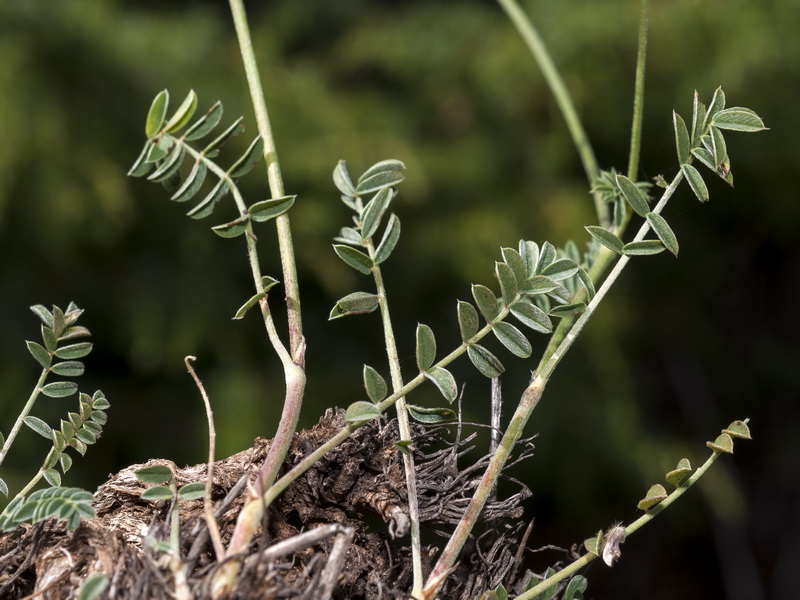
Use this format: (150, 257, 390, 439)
(0, 1, 797, 598)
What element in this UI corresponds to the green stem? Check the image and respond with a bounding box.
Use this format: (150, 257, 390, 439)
(422, 171, 684, 597)
(514, 447, 724, 600)
(0, 368, 49, 468)
(627, 0, 650, 180)
(537, 0, 649, 369)
(367, 242, 424, 596)
(495, 0, 606, 227)
(228, 0, 304, 360)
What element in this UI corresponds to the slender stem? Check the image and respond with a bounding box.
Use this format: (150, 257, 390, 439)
(422, 171, 684, 597)
(495, 0, 606, 227)
(514, 447, 725, 600)
(627, 0, 650, 180)
(0, 368, 49, 468)
(228, 0, 304, 360)
(185, 356, 225, 561)
(367, 242, 424, 596)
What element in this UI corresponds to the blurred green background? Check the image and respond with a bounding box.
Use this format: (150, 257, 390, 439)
(1, 1, 797, 598)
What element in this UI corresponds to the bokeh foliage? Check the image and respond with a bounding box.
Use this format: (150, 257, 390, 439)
(0, 1, 797, 598)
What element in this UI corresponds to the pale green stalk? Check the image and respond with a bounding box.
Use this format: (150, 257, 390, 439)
(212, 3, 308, 595)
(0, 369, 49, 468)
(366, 240, 424, 596)
(627, 0, 649, 180)
(421, 172, 684, 598)
(514, 446, 724, 600)
(495, 0, 606, 227)
(538, 0, 650, 366)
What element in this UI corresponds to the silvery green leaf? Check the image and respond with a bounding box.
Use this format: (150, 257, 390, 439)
(333, 160, 357, 197)
(24, 416, 52, 438)
(50, 361, 85, 377)
(147, 142, 185, 182)
(211, 217, 249, 238)
(43, 468, 61, 487)
(415, 323, 436, 371)
(71, 438, 87, 455)
(92, 391, 110, 410)
(375, 214, 401, 264)
(495, 262, 518, 304)
(355, 170, 405, 196)
(616, 174, 649, 217)
(406, 405, 455, 424)
(510, 299, 552, 334)
(177, 482, 206, 501)
(228, 136, 264, 178)
(249, 195, 296, 222)
(501, 247, 527, 284)
(358, 159, 406, 184)
(520, 275, 564, 296)
(145, 135, 173, 162)
(59, 453, 73, 474)
(585, 226, 623, 254)
(646, 213, 679, 256)
(363, 365, 388, 403)
(691, 91, 707, 146)
(705, 87, 726, 125)
(52, 306, 65, 338)
(536, 242, 557, 274)
(170, 159, 207, 203)
(711, 107, 766, 132)
(361, 187, 393, 240)
(145, 89, 169, 138)
(576, 268, 596, 301)
(424, 366, 457, 403)
(135, 464, 172, 484)
(187, 179, 229, 219)
(164, 89, 198, 134)
(233, 291, 268, 320)
(492, 321, 531, 358)
(709, 126, 728, 167)
(467, 344, 504, 378)
(472, 284, 500, 321)
(329, 292, 380, 319)
(518, 240, 539, 276)
(333, 244, 373, 274)
(682, 164, 709, 202)
(202, 116, 244, 157)
(673, 111, 690, 165)
(0, 477, 7, 498)
(27, 341, 51, 368)
(540, 258, 579, 281)
(334, 227, 362, 245)
(128, 142, 155, 177)
(41, 382, 78, 398)
(622, 240, 666, 256)
(564, 575, 588, 600)
(141, 486, 174, 502)
(184, 100, 223, 141)
(457, 301, 480, 341)
(548, 302, 586, 317)
(59, 326, 91, 342)
(345, 401, 380, 425)
(31, 305, 54, 328)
